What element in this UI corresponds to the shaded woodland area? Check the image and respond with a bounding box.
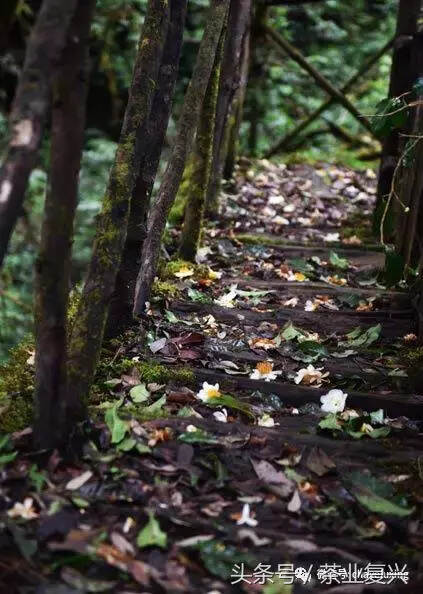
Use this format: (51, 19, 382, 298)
(1, 0, 423, 592)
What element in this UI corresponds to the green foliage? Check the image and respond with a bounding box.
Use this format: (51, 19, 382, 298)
(371, 97, 408, 138)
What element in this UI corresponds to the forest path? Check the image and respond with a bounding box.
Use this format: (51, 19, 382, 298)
(6, 161, 423, 593)
(121, 159, 423, 591)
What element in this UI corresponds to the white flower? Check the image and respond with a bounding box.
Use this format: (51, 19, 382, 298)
(304, 300, 317, 311)
(215, 285, 238, 308)
(213, 408, 228, 423)
(186, 424, 198, 433)
(258, 414, 275, 427)
(294, 365, 329, 386)
(320, 389, 348, 413)
(236, 503, 258, 527)
(7, 498, 38, 520)
(196, 382, 221, 402)
(250, 361, 281, 382)
(323, 232, 340, 243)
(283, 297, 299, 307)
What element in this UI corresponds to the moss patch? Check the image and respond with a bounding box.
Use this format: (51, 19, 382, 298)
(151, 280, 181, 301)
(159, 258, 209, 281)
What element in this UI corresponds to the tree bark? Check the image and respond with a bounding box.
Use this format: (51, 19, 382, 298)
(67, 0, 169, 404)
(133, 0, 230, 315)
(178, 30, 225, 261)
(106, 0, 188, 338)
(374, 0, 421, 237)
(0, 0, 19, 53)
(224, 20, 251, 180)
(0, 0, 79, 268)
(264, 24, 375, 136)
(206, 0, 252, 213)
(265, 36, 394, 158)
(33, 0, 95, 450)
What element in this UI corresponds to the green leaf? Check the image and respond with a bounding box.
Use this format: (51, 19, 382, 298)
(29, 464, 46, 492)
(370, 409, 385, 424)
(143, 394, 166, 414)
(287, 258, 314, 274)
(280, 321, 306, 342)
(178, 428, 218, 444)
(165, 310, 179, 323)
(346, 472, 414, 517)
(137, 511, 167, 549)
(187, 288, 210, 303)
(0, 451, 17, 466)
(329, 251, 349, 270)
(295, 340, 328, 362)
(129, 383, 149, 403)
(105, 400, 128, 444)
(117, 437, 137, 451)
(318, 414, 343, 432)
(209, 394, 254, 419)
(344, 324, 381, 348)
(193, 540, 254, 580)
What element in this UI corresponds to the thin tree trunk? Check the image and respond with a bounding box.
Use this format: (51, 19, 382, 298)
(133, 0, 230, 315)
(0, 0, 19, 53)
(265, 36, 394, 158)
(179, 30, 225, 261)
(0, 0, 79, 268)
(106, 0, 188, 338)
(224, 21, 250, 180)
(264, 24, 375, 136)
(374, 0, 421, 237)
(206, 0, 252, 213)
(67, 0, 169, 404)
(33, 0, 95, 450)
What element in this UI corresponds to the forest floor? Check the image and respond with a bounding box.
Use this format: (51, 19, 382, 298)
(2, 159, 423, 593)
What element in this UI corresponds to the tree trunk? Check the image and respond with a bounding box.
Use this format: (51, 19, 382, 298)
(374, 0, 421, 238)
(0, 0, 79, 268)
(178, 30, 225, 262)
(246, 4, 267, 158)
(0, 0, 19, 53)
(206, 0, 252, 213)
(224, 20, 250, 180)
(133, 0, 230, 315)
(67, 0, 169, 405)
(106, 0, 188, 338)
(33, 0, 95, 450)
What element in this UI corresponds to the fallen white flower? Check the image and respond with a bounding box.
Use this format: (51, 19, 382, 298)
(304, 299, 317, 311)
(294, 364, 329, 386)
(236, 503, 258, 527)
(186, 424, 198, 433)
(320, 389, 348, 413)
(250, 361, 281, 382)
(196, 382, 221, 402)
(283, 297, 299, 307)
(214, 285, 238, 308)
(323, 232, 340, 243)
(213, 408, 228, 423)
(66, 470, 93, 491)
(258, 413, 275, 427)
(7, 497, 38, 520)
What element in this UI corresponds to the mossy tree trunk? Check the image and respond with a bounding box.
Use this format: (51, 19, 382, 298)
(67, 0, 170, 405)
(206, 0, 252, 213)
(224, 19, 250, 180)
(33, 0, 95, 450)
(133, 0, 230, 315)
(106, 0, 188, 338)
(374, 0, 421, 239)
(0, 0, 79, 268)
(178, 29, 225, 262)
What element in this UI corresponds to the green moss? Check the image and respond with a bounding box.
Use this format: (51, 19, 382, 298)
(159, 258, 209, 281)
(402, 347, 423, 368)
(151, 280, 181, 300)
(0, 395, 33, 433)
(0, 337, 35, 433)
(113, 358, 195, 386)
(168, 159, 195, 225)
